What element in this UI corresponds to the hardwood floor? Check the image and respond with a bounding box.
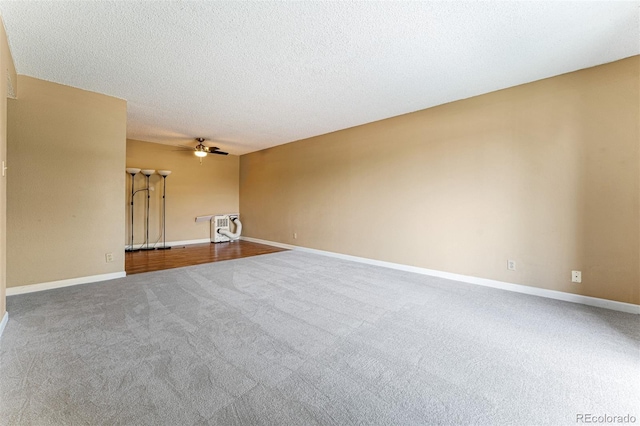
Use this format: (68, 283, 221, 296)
(125, 240, 286, 275)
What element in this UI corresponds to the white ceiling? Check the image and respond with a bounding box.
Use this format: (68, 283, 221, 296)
(0, 1, 638, 155)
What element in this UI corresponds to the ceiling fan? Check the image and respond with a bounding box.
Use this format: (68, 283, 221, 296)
(179, 138, 229, 157)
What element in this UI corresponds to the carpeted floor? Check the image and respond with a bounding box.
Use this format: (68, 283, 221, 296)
(1, 251, 638, 425)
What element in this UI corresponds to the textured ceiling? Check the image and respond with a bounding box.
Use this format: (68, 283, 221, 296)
(0, 1, 638, 155)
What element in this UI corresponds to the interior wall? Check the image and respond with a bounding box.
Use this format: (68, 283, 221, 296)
(126, 139, 239, 247)
(7, 76, 126, 288)
(0, 15, 16, 320)
(240, 56, 640, 305)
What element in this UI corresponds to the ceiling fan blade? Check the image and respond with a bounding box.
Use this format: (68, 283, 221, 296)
(170, 142, 228, 155)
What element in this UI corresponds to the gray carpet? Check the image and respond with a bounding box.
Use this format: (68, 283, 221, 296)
(0, 251, 638, 425)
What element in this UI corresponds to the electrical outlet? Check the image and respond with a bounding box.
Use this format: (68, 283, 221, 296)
(507, 260, 516, 271)
(293, 232, 297, 239)
(105, 253, 114, 263)
(572, 270, 581, 283)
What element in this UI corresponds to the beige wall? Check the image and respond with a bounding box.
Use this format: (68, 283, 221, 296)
(241, 56, 640, 305)
(7, 76, 126, 288)
(0, 15, 16, 319)
(126, 139, 239, 246)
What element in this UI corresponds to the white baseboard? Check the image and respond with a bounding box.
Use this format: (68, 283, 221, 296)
(241, 236, 640, 315)
(163, 238, 211, 247)
(125, 238, 211, 250)
(6, 272, 127, 296)
(0, 312, 8, 341)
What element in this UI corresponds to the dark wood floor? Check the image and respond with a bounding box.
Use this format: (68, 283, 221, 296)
(125, 240, 286, 275)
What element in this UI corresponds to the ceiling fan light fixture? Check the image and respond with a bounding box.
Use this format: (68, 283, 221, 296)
(194, 150, 207, 157)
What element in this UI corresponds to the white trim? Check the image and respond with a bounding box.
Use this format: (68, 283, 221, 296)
(163, 238, 211, 247)
(125, 238, 210, 250)
(241, 237, 640, 315)
(0, 312, 8, 341)
(6, 272, 126, 296)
